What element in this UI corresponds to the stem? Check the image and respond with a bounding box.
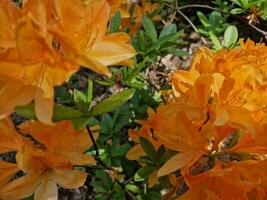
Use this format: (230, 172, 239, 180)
(86, 125, 99, 157)
(86, 125, 137, 199)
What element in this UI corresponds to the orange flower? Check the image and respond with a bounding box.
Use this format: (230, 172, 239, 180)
(0, 117, 22, 153)
(0, 0, 22, 50)
(171, 68, 261, 134)
(0, 0, 79, 124)
(17, 120, 97, 168)
(121, 0, 161, 35)
(107, 0, 131, 18)
(178, 161, 256, 200)
(127, 39, 267, 199)
(0, 161, 19, 188)
(0, 118, 97, 200)
(151, 111, 213, 177)
(0, 0, 136, 124)
(49, 0, 136, 76)
(191, 39, 267, 79)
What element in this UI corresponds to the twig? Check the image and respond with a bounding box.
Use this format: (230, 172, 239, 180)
(140, 73, 167, 104)
(140, 74, 160, 92)
(86, 125, 99, 157)
(171, 1, 208, 44)
(174, 13, 208, 44)
(86, 125, 137, 199)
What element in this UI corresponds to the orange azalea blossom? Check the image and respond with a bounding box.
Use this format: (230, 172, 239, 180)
(0, 0, 79, 124)
(0, 118, 97, 200)
(107, 0, 131, 18)
(127, 39, 267, 197)
(49, 0, 136, 76)
(0, 161, 20, 188)
(121, 0, 161, 35)
(191, 39, 267, 79)
(0, 117, 23, 153)
(171, 70, 262, 134)
(0, 0, 136, 124)
(178, 161, 259, 200)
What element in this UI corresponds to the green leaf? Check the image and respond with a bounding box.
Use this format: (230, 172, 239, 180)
(109, 11, 121, 33)
(138, 156, 156, 165)
(16, 103, 84, 121)
(209, 31, 222, 51)
(87, 79, 93, 103)
(111, 143, 132, 157)
(95, 79, 114, 86)
(125, 184, 142, 194)
(146, 32, 182, 53)
(15, 103, 36, 119)
(209, 11, 222, 27)
(230, 8, 244, 14)
(167, 48, 188, 57)
(71, 117, 91, 130)
(142, 16, 157, 42)
(53, 104, 84, 121)
(197, 11, 210, 28)
(137, 30, 146, 52)
(223, 25, 238, 48)
(139, 137, 157, 160)
(146, 190, 162, 200)
(90, 89, 135, 116)
(159, 24, 177, 38)
(74, 89, 88, 112)
(134, 165, 156, 182)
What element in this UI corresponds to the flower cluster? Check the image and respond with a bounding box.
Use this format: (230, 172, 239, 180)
(0, 118, 97, 199)
(0, 0, 136, 125)
(127, 39, 267, 199)
(0, 0, 137, 199)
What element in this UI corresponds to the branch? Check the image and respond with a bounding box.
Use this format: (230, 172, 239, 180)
(86, 125, 137, 199)
(175, 0, 208, 45)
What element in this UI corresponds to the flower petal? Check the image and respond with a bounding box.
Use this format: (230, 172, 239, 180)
(53, 169, 87, 189)
(0, 175, 41, 200)
(34, 179, 58, 200)
(0, 161, 19, 187)
(126, 144, 145, 160)
(158, 151, 202, 177)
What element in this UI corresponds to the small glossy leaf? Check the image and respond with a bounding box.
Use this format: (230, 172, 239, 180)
(209, 31, 222, 51)
(71, 117, 91, 130)
(111, 143, 132, 157)
(87, 79, 93, 103)
(209, 11, 222, 27)
(137, 30, 146, 51)
(168, 48, 188, 57)
(139, 137, 157, 160)
(134, 165, 156, 181)
(231, 8, 244, 14)
(15, 103, 36, 119)
(74, 89, 88, 112)
(125, 184, 142, 194)
(159, 24, 177, 38)
(109, 11, 121, 33)
(53, 104, 84, 121)
(223, 25, 238, 48)
(90, 89, 135, 116)
(142, 16, 157, 42)
(16, 103, 84, 121)
(197, 11, 210, 28)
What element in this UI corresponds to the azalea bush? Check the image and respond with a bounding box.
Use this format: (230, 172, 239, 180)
(0, 0, 266, 200)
